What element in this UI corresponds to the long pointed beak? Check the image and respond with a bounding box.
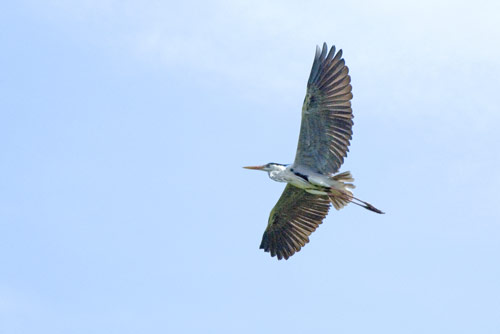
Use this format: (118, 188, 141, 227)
(243, 165, 266, 170)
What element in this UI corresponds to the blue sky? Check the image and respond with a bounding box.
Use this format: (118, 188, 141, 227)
(1, 0, 500, 333)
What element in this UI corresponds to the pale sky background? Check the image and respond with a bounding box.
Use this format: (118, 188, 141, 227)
(1, 0, 500, 333)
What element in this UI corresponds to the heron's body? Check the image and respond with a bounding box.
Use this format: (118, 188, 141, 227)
(245, 43, 384, 260)
(263, 163, 347, 196)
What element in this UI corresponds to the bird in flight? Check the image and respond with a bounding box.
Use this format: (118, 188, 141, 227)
(244, 43, 384, 260)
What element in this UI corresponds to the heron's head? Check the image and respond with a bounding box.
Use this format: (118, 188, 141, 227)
(243, 163, 287, 175)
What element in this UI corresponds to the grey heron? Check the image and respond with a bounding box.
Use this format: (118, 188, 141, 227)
(244, 43, 384, 260)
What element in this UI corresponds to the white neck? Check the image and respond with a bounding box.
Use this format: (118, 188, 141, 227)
(267, 165, 288, 182)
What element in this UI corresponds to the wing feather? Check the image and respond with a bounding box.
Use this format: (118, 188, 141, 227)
(260, 185, 331, 260)
(293, 43, 354, 175)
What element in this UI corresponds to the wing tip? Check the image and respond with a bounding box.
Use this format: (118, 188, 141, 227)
(260, 227, 311, 260)
(308, 43, 346, 87)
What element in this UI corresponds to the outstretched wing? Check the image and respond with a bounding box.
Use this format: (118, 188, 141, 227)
(293, 43, 353, 175)
(260, 185, 331, 260)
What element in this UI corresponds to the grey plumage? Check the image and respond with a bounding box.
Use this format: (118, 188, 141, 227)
(260, 184, 331, 260)
(294, 43, 353, 175)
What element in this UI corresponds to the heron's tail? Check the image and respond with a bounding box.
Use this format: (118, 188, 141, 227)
(328, 171, 384, 214)
(328, 171, 355, 210)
